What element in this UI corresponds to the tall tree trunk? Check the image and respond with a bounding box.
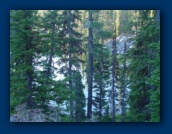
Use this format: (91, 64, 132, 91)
(87, 10, 93, 120)
(121, 42, 127, 122)
(67, 11, 74, 119)
(69, 39, 73, 119)
(112, 35, 117, 122)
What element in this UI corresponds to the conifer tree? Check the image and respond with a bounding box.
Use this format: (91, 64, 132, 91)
(110, 10, 120, 122)
(87, 10, 94, 120)
(10, 10, 160, 122)
(127, 10, 160, 122)
(146, 10, 160, 122)
(10, 10, 40, 111)
(72, 71, 86, 122)
(59, 10, 84, 119)
(92, 43, 110, 120)
(33, 10, 67, 110)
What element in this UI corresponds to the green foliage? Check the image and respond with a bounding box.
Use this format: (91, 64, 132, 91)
(146, 41, 160, 122)
(72, 71, 86, 121)
(99, 30, 113, 40)
(92, 22, 104, 29)
(10, 10, 40, 112)
(92, 43, 110, 120)
(118, 10, 134, 34)
(10, 10, 160, 122)
(100, 116, 113, 122)
(127, 10, 160, 122)
(100, 114, 122, 122)
(61, 115, 74, 122)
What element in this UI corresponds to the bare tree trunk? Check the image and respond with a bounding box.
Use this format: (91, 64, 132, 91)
(87, 10, 93, 120)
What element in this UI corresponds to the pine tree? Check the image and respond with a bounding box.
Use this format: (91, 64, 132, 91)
(92, 43, 110, 121)
(33, 10, 64, 110)
(120, 42, 127, 122)
(85, 10, 113, 121)
(89, 12, 112, 121)
(10, 10, 40, 112)
(110, 10, 120, 122)
(10, 10, 71, 116)
(40, 10, 62, 79)
(127, 10, 160, 122)
(72, 71, 86, 122)
(146, 10, 160, 122)
(10, 10, 160, 122)
(116, 11, 135, 122)
(87, 10, 94, 120)
(59, 10, 84, 119)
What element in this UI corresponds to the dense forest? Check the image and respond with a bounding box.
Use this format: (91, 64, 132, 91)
(10, 10, 160, 122)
